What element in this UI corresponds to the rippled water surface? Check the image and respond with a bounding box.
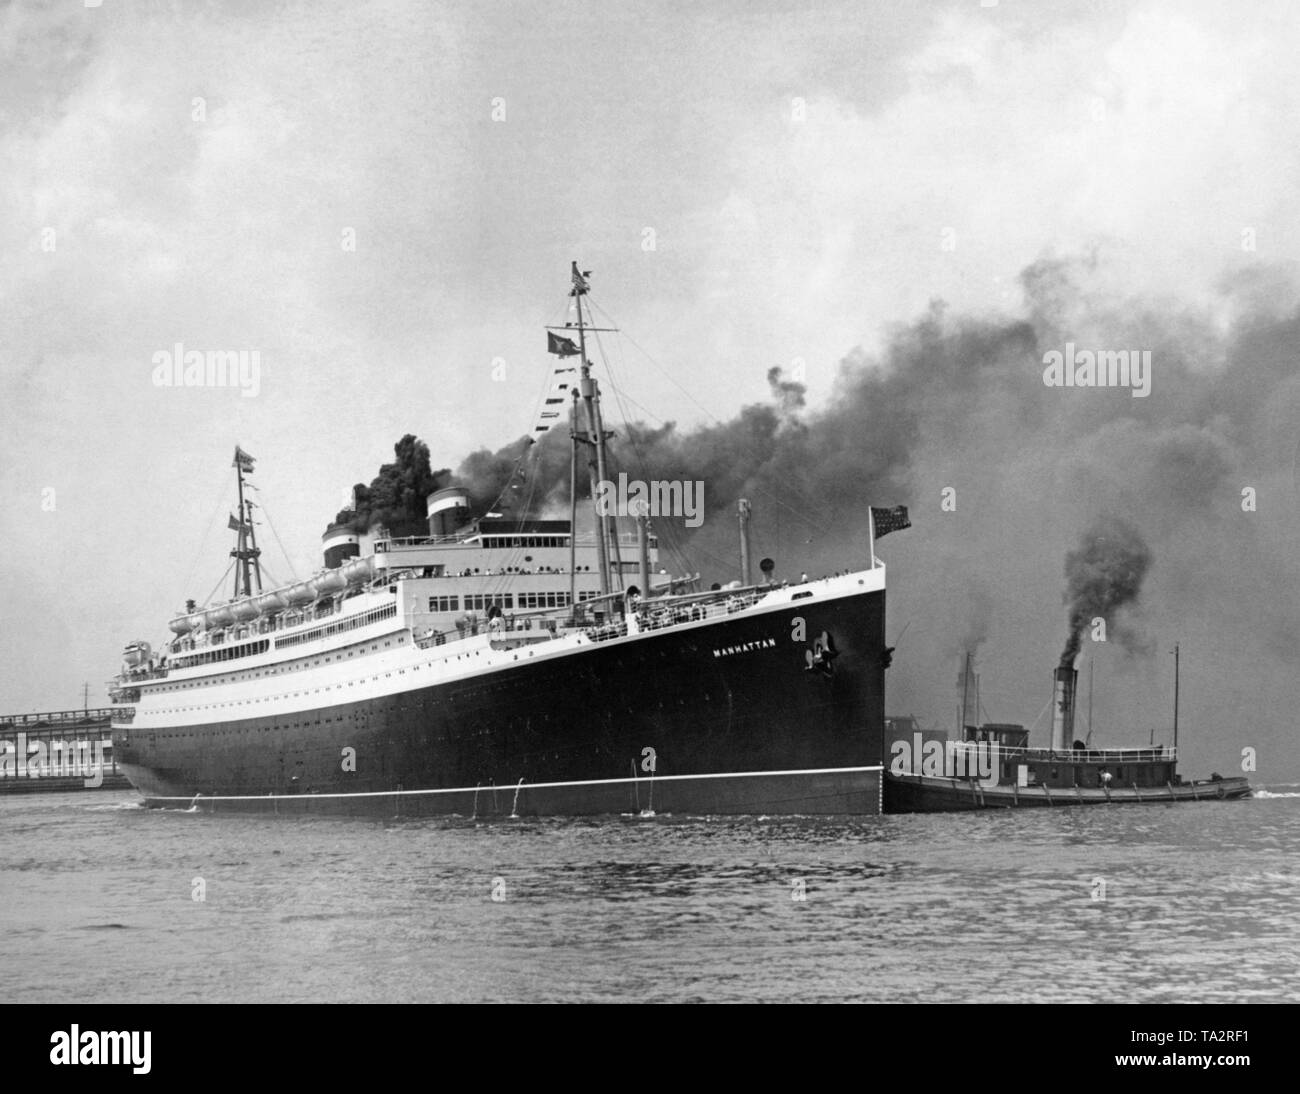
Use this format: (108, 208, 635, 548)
(2, 788, 1298, 1002)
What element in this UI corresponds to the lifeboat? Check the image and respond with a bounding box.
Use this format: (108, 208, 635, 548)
(185, 611, 207, 632)
(343, 557, 375, 585)
(285, 580, 319, 605)
(168, 615, 194, 636)
(231, 598, 260, 622)
(207, 603, 236, 627)
(256, 590, 288, 615)
(317, 569, 347, 594)
(121, 641, 152, 668)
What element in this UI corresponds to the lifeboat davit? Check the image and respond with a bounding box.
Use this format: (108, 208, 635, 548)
(343, 557, 375, 585)
(231, 598, 260, 622)
(285, 580, 319, 605)
(317, 569, 347, 594)
(256, 590, 288, 615)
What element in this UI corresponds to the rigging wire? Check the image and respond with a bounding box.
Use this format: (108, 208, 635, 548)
(587, 297, 842, 537)
(589, 323, 697, 578)
(248, 489, 300, 584)
(199, 560, 236, 608)
(591, 318, 772, 582)
(178, 470, 233, 599)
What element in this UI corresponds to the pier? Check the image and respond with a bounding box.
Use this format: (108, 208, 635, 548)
(0, 708, 131, 793)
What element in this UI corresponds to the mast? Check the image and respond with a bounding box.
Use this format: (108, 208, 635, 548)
(1087, 657, 1094, 746)
(960, 651, 971, 736)
(233, 460, 249, 598)
(568, 391, 579, 615)
(1172, 642, 1180, 755)
(231, 447, 263, 598)
(636, 507, 650, 600)
(245, 497, 263, 596)
(571, 262, 613, 598)
(594, 388, 624, 588)
(738, 498, 753, 586)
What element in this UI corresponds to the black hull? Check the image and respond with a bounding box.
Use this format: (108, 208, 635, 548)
(116, 587, 886, 816)
(884, 773, 1253, 812)
(175, 768, 881, 817)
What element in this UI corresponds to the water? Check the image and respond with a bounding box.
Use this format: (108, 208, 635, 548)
(3, 788, 1298, 1003)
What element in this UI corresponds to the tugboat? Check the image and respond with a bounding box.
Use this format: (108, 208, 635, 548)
(884, 650, 1251, 811)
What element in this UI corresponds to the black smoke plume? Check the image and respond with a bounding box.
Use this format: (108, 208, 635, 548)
(324, 256, 1300, 777)
(334, 434, 451, 537)
(1059, 517, 1152, 669)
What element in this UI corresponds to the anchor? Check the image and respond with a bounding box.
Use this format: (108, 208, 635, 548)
(804, 631, 838, 676)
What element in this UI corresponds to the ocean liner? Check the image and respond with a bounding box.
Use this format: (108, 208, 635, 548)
(110, 264, 896, 816)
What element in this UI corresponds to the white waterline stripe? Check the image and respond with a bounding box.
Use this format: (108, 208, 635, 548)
(144, 764, 885, 803)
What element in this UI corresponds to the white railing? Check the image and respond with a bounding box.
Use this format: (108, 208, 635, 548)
(991, 745, 1177, 763)
(590, 589, 766, 642)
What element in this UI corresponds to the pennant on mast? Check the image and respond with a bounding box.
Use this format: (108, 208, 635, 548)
(547, 332, 580, 358)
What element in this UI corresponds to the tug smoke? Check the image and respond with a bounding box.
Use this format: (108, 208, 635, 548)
(1059, 517, 1152, 669)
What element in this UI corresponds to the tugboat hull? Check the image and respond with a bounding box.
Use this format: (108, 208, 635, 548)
(884, 772, 1252, 812)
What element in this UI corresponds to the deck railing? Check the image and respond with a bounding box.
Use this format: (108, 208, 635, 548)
(977, 744, 1177, 764)
(0, 708, 116, 727)
(410, 587, 770, 651)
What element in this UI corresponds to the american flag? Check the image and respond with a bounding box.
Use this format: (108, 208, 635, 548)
(871, 505, 911, 539)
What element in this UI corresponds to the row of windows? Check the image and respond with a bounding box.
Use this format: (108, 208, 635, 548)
(277, 603, 398, 649)
(480, 536, 570, 549)
(518, 591, 572, 609)
(429, 592, 576, 612)
(171, 639, 270, 670)
(466, 594, 513, 611)
(476, 535, 657, 550)
(153, 638, 401, 693)
(148, 638, 407, 711)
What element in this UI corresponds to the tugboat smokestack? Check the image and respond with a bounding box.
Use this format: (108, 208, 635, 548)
(1051, 665, 1079, 752)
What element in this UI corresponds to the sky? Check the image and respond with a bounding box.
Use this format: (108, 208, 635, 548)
(3, 0, 1299, 779)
